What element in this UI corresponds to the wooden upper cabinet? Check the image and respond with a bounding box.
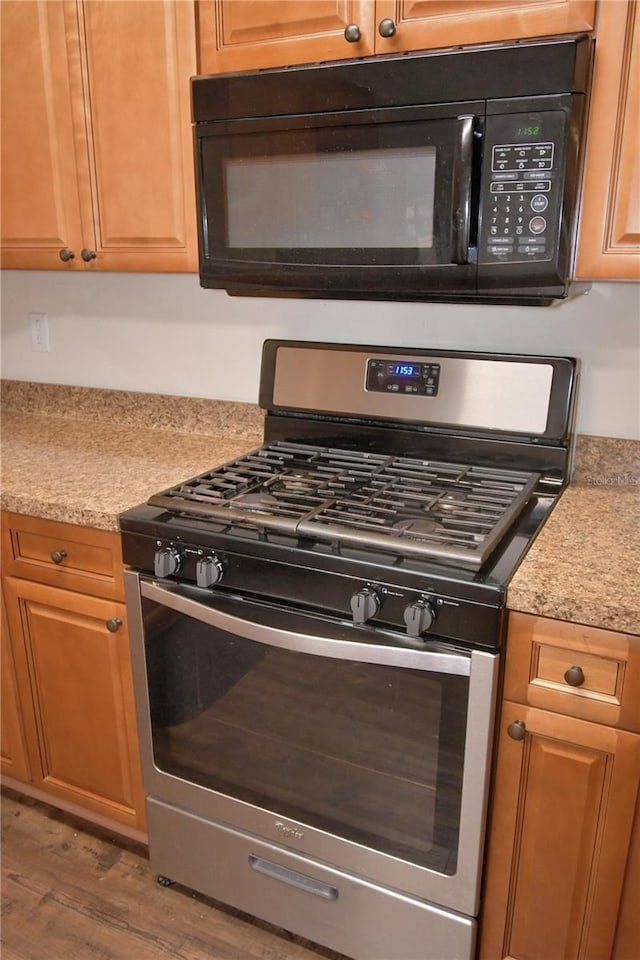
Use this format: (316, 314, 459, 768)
(78, 0, 198, 271)
(0, 0, 198, 272)
(576, 0, 640, 279)
(196, 0, 596, 74)
(197, 1, 376, 73)
(0, 1, 85, 270)
(374, 0, 595, 54)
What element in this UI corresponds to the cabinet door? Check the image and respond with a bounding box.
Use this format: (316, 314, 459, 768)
(3, 576, 146, 831)
(197, 0, 375, 73)
(0, 596, 31, 782)
(576, 0, 640, 279)
(79, 0, 198, 271)
(479, 701, 640, 960)
(0, 0, 198, 273)
(0, 0, 85, 270)
(372, 1, 595, 54)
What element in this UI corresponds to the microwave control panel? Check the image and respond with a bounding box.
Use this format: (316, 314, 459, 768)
(478, 110, 566, 266)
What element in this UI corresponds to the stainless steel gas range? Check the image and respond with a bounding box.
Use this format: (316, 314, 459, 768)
(120, 341, 577, 960)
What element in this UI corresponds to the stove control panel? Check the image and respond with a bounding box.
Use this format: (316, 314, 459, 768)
(153, 542, 224, 588)
(366, 359, 441, 397)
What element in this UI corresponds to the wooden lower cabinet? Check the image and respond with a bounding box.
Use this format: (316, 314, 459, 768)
(480, 613, 640, 960)
(0, 513, 146, 837)
(0, 598, 31, 782)
(480, 702, 640, 960)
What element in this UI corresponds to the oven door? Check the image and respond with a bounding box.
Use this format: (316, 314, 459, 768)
(125, 571, 498, 917)
(195, 104, 481, 296)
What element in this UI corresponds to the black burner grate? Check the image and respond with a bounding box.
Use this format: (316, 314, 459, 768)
(148, 441, 539, 568)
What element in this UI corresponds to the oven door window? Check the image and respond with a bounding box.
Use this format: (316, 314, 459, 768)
(142, 597, 469, 876)
(196, 107, 480, 291)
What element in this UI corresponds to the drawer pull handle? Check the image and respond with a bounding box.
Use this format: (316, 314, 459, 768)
(564, 665, 585, 687)
(344, 23, 361, 42)
(51, 549, 67, 564)
(58, 247, 74, 262)
(106, 618, 123, 633)
(507, 720, 526, 741)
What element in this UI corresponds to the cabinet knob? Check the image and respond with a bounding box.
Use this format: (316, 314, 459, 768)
(378, 18, 396, 38)
(50, 549, 67, 564)
(106, 618, 123, 633)
(59, 247, 75, 262)
(507, 720, 527, 741)
(81, 248, 97, 262)
(564, 664, 585, 687)
(344, 23, 361, 42)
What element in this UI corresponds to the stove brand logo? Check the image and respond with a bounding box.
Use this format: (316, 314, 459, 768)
(274, 820, 305, 840)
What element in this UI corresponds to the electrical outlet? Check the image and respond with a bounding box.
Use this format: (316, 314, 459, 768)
(29, 312, 50, 352)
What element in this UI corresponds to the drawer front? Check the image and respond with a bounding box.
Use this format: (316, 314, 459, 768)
(1, 513, 124, 600)
(536, 644, 620, 698)
(506, 612, 640, 731)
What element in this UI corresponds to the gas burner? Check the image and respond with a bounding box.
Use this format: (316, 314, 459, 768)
(393, 518, 441, 537)
(232, 493, 279, 511)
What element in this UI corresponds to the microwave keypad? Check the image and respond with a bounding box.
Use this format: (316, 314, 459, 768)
(481, 141, 557, 264)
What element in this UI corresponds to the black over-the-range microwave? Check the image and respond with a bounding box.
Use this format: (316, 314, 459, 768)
(191, 35, 592, 306)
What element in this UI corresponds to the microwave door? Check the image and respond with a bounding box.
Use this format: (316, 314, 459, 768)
(196, 109, 481, 298)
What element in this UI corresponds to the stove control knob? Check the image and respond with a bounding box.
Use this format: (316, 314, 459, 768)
(350, 587, 380, 624)
(196, 555, 223, 589)
(404, 599, 436, 637)
(154, 547, 181, 579)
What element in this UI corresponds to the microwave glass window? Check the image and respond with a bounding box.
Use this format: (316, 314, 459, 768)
(224, 147, 436, 249)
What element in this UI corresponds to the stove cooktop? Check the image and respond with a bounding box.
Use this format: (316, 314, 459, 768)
(147, 441, 540, 571)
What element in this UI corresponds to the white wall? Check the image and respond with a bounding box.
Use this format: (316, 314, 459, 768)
(1, 271, 639, 439)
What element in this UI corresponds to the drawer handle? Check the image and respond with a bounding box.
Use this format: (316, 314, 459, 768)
(564, 665, 585, 687)
(507, 720, 526, 741)
(51, 549, 67, 564)
(106, 618, 123, 633)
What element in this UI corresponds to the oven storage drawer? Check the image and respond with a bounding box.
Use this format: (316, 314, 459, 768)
(147, 796, 475, 960)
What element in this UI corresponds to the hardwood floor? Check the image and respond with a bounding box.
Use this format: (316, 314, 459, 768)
(1, 788, 347, 960)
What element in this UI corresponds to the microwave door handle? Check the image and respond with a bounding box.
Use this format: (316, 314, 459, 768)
(450, 116, 475, 264)
(137, 576, 472, 678)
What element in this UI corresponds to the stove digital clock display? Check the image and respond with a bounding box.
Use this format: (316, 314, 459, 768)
(393, 363, 420, 377)
(366, 359, 441, 396)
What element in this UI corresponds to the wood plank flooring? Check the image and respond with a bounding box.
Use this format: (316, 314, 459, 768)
(1, 788, 348, 960)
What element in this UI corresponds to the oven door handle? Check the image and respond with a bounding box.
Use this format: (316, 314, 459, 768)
(138, 577, 472, 677)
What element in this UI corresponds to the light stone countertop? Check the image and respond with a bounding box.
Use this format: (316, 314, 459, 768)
(506, 483, 640, 636)
(2, 381, 638, 636)
(1, 382, 264, 530)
